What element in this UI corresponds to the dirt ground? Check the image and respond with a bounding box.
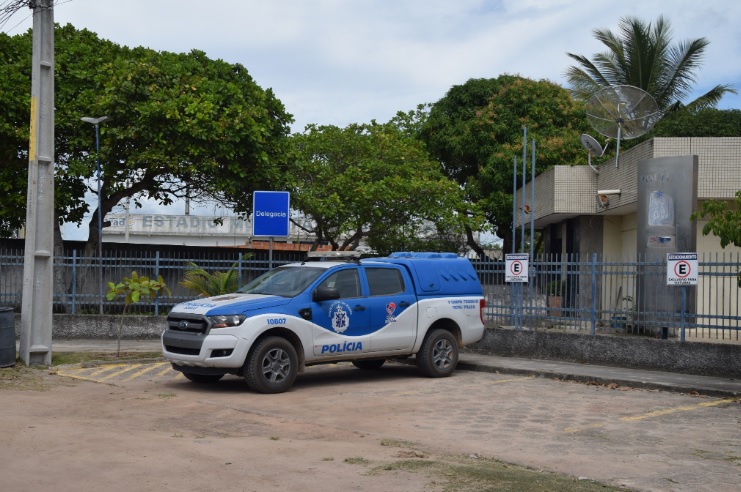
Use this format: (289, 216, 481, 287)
(1, 360, 739, 491)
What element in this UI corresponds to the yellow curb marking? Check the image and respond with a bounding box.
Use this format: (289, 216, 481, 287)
(97, 364, 143, 382)
(619, 398, 735, 421)
(121, 362, 169, 382)
(157, 365, 175, 378)
(57, 362, 179, 383)
(88, 363, 127, 377)
(564, 398, 737, 433)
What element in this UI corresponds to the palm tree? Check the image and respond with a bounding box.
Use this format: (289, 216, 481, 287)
(565, 16, 736, 112)
(179, 256, 251, 297)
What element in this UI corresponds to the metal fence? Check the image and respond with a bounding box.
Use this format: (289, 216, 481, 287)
(1, 248, 739, 341)
(473, 253, 740, 342)
(0, 248, 303, 315)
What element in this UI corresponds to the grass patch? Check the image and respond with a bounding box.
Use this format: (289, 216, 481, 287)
(344, 457, 371, 465)
(0, 364, 62, 391)
(370, 452, 623, 492)
(1, 350, 163, 391)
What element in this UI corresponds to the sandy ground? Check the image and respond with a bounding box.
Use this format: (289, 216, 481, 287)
(2, 361, 740, 491)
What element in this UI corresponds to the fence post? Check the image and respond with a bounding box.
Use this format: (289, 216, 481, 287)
(155, 251, 160, 316)
(71, 250, 77, 315)
(591, 253, 597, 336)
(681, 285, 687, 342)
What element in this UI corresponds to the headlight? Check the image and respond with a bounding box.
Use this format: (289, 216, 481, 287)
(208, 314, 246, 328)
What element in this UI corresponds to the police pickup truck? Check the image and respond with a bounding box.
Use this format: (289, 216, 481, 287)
(162, 251, 486, 393)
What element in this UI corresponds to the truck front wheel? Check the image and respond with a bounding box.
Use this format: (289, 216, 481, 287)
(244, 337, 298, 394)
(416, 329, 458, 378)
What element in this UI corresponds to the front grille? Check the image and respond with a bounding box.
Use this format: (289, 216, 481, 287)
(167, 313, 209, 334)
(165, 345, 200, 356)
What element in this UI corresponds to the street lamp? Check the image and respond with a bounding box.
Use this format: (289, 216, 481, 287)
(81, 116, 110, 315)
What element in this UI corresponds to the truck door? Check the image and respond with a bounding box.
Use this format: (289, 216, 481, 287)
(311, 268, 372, 357)
(363, 266, 417, 352)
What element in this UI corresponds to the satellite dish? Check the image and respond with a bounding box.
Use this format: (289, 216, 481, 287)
(580, 134, 608, 174)
(585, 85, 662, 167)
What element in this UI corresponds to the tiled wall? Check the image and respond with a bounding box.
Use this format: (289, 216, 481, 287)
(654, 138, 741, 199)
(519, 137, 741, 222)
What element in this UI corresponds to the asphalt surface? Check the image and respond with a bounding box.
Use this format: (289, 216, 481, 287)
(16, 339, 741, 398)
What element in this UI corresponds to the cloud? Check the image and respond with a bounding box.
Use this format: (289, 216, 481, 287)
(6, 0, 740, 240)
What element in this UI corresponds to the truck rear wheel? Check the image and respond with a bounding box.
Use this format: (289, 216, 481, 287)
(244, 337, 298, 394)
(416, 329, 458, 377)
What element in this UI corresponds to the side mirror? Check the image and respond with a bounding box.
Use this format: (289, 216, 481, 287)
(313, 286, 340, 302)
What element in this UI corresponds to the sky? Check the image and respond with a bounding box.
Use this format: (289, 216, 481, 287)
(3, 0, 741, 239)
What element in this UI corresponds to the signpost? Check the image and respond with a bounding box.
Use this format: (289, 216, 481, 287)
(505, 253, 529, 330)
(253, 191, 290, 268)
(667, 253, 698, 341)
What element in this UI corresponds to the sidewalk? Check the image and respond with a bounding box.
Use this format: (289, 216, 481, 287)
(16, 339, 741, 398)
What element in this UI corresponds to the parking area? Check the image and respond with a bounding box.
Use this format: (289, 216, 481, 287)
(3, 361, 740, 491)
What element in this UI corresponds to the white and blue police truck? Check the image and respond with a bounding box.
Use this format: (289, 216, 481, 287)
(162, 251, 486, 393)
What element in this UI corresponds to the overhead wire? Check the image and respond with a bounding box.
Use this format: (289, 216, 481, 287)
(1, 0, 72, 33)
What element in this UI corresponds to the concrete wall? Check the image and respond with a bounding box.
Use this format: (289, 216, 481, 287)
(468, 327, 741, 378)
(13, 314, 165, 340)
(9, 314, 740, 378)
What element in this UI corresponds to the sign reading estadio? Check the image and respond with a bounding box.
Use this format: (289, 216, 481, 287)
(252, 191, 290, 237)
(666, 253, 698, 286)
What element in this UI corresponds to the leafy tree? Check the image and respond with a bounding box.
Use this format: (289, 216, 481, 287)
(0, 28, 34, 235)
(0, 24, 293, 250)
(421, 75, 590, 254)
(691, 192, 741, 287)
(106, 271, 170, 356)
(650, 108, 741, 137)
(289, 116, 485, 254)
(565, 15, 736, 112)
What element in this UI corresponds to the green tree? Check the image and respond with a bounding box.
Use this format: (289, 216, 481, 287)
(289, 117, 485, 254)
(106, 271, 170, 356)
(650, 108, 741, 137)
(565, 15, 736, 112)
(0, 24, 293, 248)
(691, 192, 741, 287)
(421, 75, 590, 254)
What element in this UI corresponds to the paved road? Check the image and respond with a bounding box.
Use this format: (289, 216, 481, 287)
(50, 357, 741, 492)
(8, 339, 741, 491)
(44, 339, 741, 397)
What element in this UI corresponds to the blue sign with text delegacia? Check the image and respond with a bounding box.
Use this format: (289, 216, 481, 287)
(252, 191, 290, 237)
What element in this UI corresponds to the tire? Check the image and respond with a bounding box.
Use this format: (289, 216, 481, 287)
(416, 329, 458, 378)
(244, 337, 298, 394)
(183, 372, 223, 383)
(352, 359, 385, 370)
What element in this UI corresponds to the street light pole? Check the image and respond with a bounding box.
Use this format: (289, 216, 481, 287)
(81, 116, 110, 315)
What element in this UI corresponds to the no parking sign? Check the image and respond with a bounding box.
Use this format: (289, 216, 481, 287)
(505, 254, 529, 283)
(667, 253, 698, 286)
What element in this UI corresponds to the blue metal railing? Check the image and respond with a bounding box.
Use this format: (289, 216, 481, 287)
(1, 248, 739, 341)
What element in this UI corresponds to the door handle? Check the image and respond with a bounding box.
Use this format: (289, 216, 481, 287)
(353, 305, 366, 311)
(399, 301, 410, 307)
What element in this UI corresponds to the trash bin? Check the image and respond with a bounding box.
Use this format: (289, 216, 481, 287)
(0, 307, 16, 367)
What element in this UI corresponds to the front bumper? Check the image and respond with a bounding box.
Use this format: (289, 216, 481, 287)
(162, 330, 247, 369)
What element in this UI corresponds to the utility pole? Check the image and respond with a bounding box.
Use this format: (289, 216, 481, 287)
(20, 0, 55, 365)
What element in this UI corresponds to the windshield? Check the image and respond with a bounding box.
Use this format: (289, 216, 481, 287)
(238, 266, 325, 297)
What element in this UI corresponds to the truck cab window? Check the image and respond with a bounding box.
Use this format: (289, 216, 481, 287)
(366, 268, 405, 296)
(318, 269, 361, 298)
